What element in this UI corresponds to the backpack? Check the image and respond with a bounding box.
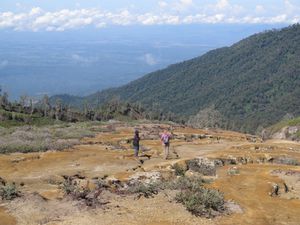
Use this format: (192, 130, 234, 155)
(162, 134, 170, 144)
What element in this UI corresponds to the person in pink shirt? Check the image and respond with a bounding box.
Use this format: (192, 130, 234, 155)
(161, 130, 171, 160)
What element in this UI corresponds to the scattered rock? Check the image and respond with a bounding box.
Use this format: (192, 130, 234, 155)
(213, 159, 224, 167)
(128, 172, 161, 185)
(38, 190, 64, 200)
(11, 157, 26, 163)
(218, 155, 238, 165)
(264, 154, 274, 163)
(184, 170, 196, 177)
(187, 157, 216, 176)
(173, 134, 185, 140)
(11, 155, 41, 163)
(135, 167, 146, 172)
(227, 167, 240, 176)
(225, 200, 243, 214)
(246, 135, 259, 143)
(47, 175, 65, 185)
(0, 176, 6, 186)
(62, 174, 84, 181)
(172, 161, 188, 172)
(283, 183, 289, 193)
(229, 155, 239, 164)
(106, 176, 121, 186)
(269, 183, 279, 197)
(160, 170, 176, 180)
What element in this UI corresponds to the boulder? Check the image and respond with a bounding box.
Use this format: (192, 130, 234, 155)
(227, 155, 238, 165)
(160, 171, 176, 181)
(187, 157, 216, 176)
(106, 176, 121, 186)
(171, 160, 188, 172)
(39, 189, 64, 200)
(184, 170, 196, 177)
(213, 159, 224, 167)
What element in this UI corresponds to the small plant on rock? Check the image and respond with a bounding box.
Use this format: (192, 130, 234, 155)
(62, 177, 77, 195)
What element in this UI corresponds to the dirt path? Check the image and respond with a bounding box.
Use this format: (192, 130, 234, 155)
(142, 141, 234, 171)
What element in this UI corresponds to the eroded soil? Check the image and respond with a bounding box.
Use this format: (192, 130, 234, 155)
(0, 122, 300, 225)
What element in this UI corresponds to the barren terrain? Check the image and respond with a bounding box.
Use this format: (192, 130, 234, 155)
(0, 122, 299, 225)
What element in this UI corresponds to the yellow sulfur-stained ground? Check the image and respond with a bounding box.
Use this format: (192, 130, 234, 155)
(0, 122, 299, 225)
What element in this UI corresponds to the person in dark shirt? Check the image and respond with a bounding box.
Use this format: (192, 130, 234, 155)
(133, 130, 140, 157)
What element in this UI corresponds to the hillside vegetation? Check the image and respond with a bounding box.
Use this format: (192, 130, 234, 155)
(53, 24, 300, 133)
(265, 115, 300, 141)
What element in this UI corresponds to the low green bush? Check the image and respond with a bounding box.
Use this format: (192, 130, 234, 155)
(128, 182, 160, 198)
(168, 176, 206, 190)
(175, 186, 224, 217)
(125, 176, 224, 217)
(0, 183, 20, 200)
(172, 163, 186, 176)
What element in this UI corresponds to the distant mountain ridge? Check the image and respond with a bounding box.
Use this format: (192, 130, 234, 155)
(52, 24, 300, 133)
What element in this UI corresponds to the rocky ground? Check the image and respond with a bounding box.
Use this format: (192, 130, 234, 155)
(0, 121, 300, 225)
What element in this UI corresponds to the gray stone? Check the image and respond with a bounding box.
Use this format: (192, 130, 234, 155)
(187, 157, 216, 176)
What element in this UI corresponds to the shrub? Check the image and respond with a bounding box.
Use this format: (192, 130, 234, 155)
(168, 176, 206, 191)
(128, 182, 160, 198)
(0, 183, 20, 200)
(175, 186, 224, 217)
(62, 178, 77, 195)
(172, 163, 186, 176)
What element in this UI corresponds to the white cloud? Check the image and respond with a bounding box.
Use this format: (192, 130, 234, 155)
(0, 4, 299, 32)
(29, 7, 43, 16)
(142, 54, 157, 66)
(71, 54, 98, 64)
(209, 0, 244, 15)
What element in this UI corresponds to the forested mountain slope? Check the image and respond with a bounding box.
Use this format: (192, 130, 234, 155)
(53, 24, 300, 133)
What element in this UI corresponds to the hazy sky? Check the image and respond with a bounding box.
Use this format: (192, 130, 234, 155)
(0, 0, 299, 31)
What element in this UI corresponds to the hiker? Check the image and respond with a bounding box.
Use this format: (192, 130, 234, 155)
(161, 130, 171, 160)
(133, 130, 140, 157)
